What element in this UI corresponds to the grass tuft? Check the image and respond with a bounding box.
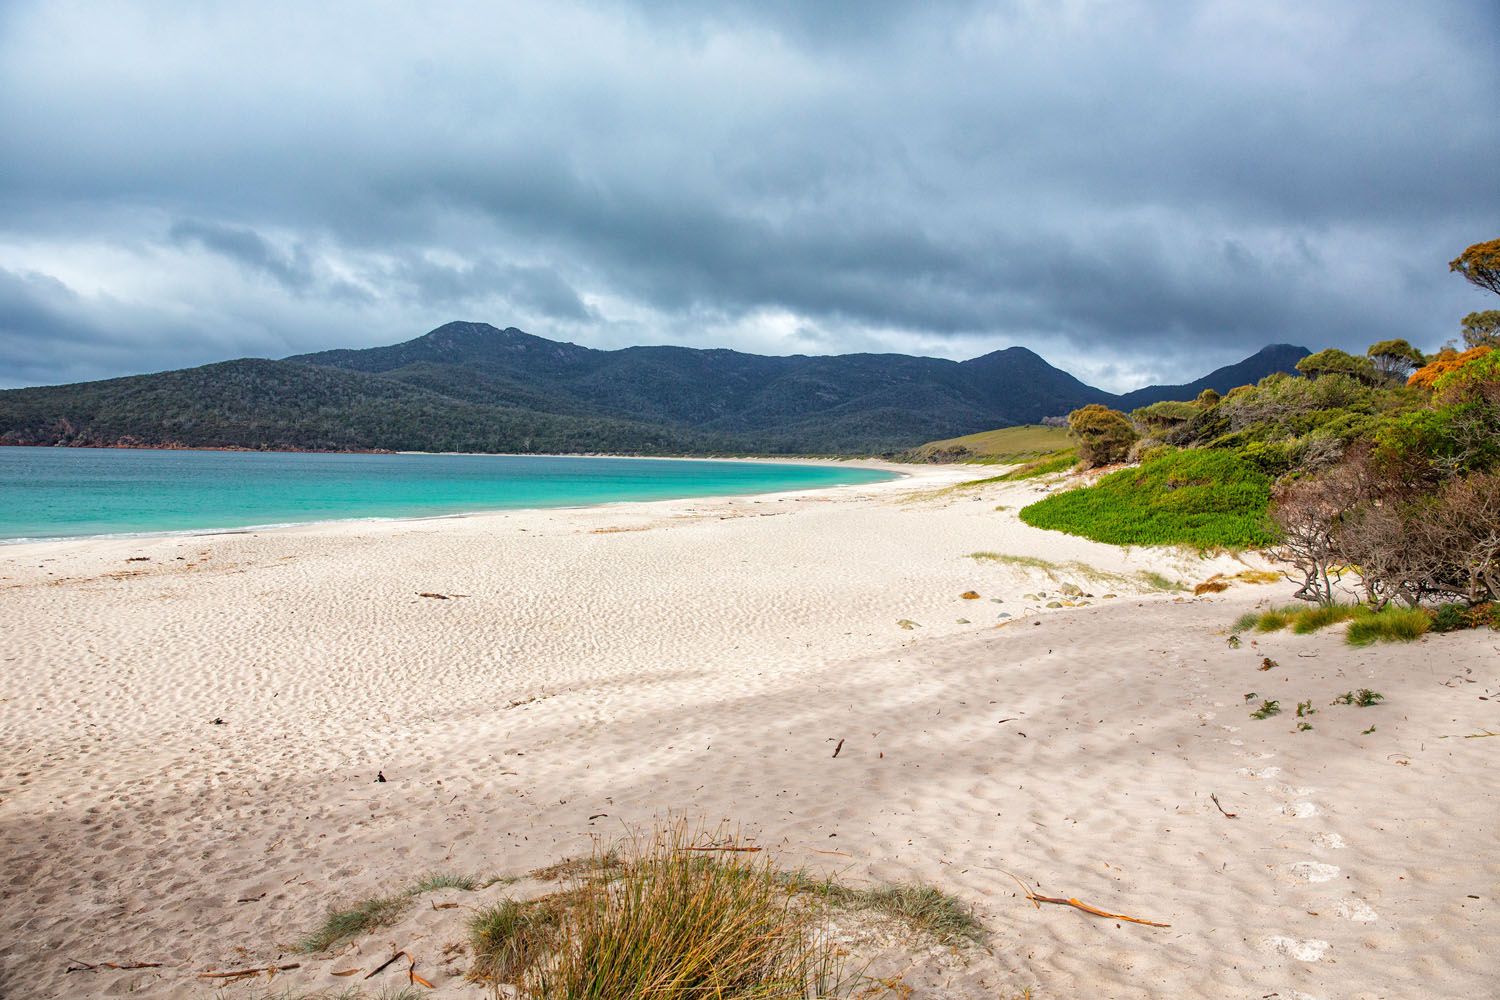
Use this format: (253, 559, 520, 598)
(1289, 604, 1362, 634)
(468, 898, 566, 985)
(300, 894, 411, 953)
(466, 824, 860, 997)
(410, 872, 479, 893)
(840, 883, 986, 946)
(1346, 607, 1430, 646)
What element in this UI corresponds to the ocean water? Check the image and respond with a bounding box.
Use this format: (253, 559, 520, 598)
(0, 448, 896, 542)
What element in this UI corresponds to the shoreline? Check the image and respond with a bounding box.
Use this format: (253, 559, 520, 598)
(0, 453, 913, 551)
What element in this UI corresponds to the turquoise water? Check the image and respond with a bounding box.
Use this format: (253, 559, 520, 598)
(0, 448, 895, 542)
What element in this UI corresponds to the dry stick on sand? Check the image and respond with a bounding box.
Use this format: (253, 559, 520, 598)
(832, 738, 845, 758)
(198, 963, 301, 980)
(1210, 793, 1238, 818)
(1027, 894, 1171, 928)
(365, 950, 411, 979)
(66, 960, 163, 973)
(681, 845, 763, 853)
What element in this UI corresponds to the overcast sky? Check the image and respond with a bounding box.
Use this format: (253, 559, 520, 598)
(1, 1, 1496, 391)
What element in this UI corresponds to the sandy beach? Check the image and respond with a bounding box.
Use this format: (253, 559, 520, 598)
(2, 463, 1497, 998)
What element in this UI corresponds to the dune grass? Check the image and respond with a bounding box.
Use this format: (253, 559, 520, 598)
(465, 823, 987, 997)
(467, 824, 846, 998)
(410, 871, 481, 893)
(468, 897, 567, 985)
(1346, 607, 1430, 646)
(300, 894, 412, 953)
(1231, 602, 1432, 646)
(301, 870, 491, 952)
(1020, 448, 1276, 549)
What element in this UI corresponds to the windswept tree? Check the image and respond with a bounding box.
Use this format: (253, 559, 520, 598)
(1450, 238, 1500, 296)
(1066, 404, 1137, 468)
(1460, 309, 1500, 349)
(1366, 339, 1425, 381)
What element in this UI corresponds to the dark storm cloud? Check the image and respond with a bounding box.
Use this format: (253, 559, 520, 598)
(0, 0, 1496, 389)
(170, 220, 317, 292)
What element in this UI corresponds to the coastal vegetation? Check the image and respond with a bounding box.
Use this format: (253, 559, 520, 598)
(1019, 448, 1276, 549)
(456, 822, 985, 998)
(1019, 240, 1500, 638)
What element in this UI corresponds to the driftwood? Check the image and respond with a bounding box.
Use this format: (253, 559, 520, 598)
(1027, 893, 1170, 927)
(66, 960, 162, 973)
(198, 963, 300, 979)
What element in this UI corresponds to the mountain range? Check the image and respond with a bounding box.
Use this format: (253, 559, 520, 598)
(0, 323, 1309, 455)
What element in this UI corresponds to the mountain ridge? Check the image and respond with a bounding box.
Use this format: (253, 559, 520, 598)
(0, 323, 1310, 455)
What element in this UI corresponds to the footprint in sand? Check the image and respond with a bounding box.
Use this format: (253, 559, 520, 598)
(1235, 765, 1281, 779)
(1262, 935, 1332, 962)
(1335, 898, 1378, 922)
(1312, 831, 1346, 850)
(1284, 801, 1319, 818)
(1284, 861, 1341, 883)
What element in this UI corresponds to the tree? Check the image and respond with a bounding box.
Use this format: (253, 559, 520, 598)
(1296, 348, 1378, 384)
(1450, 238, 1500, 296)
(1366, 339, 1424, 381)
(1270, 461, 1372, 605)
(1460, 310, 1500, 349)
(1066, 404, 1137, 468)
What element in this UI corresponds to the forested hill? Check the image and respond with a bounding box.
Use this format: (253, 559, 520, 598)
(0, 322, 1308, 455)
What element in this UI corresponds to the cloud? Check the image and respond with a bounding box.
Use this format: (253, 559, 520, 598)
(0, 0, 1496, 391)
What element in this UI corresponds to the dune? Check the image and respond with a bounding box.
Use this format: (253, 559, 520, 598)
(1, 463, 1495, 998)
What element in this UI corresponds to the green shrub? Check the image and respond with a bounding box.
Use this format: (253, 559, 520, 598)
(1431, 603, 1469, 633)
(1067, 404, 1138, 468)
(1019, 448, 1277, 548)
(1132, 399, 1200, 434)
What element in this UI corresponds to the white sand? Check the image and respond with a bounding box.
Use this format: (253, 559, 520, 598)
(2, 463, 1496, 998)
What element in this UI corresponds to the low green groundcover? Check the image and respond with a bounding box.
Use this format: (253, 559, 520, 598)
(1019, 448, 1277, 549)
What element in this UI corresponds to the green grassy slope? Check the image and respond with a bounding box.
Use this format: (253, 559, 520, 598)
(897, 424, 1072, 463)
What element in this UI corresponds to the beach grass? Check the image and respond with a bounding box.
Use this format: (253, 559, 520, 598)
(1346, 607, 1430, 646)
(462, 822, 987, 996)
(409, 871, 480, 893)
(1231, 602, 1432, 646)
(300, 894, 412, 953)
(468, 823, 845, 998)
